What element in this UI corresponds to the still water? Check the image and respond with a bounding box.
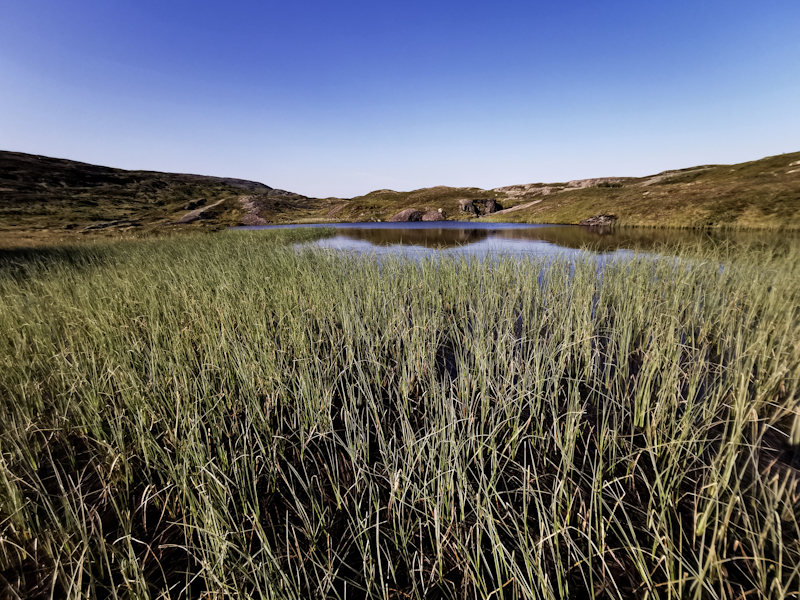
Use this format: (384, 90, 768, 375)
(234, 222, 786, 259)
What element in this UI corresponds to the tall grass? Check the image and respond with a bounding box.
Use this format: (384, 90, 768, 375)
(1, 230, 799, 599)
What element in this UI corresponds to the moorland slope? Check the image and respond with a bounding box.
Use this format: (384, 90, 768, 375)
(2, 149, 799, 246)
(0, 151, 310, 246)
(340, 151, 800, 229)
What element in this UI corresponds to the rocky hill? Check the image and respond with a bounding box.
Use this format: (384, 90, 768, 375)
(2, 149, 799, 247)
(330, 152, 800, 229)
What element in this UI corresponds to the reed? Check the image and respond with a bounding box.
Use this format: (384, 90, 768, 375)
(1, 230, 798, 599)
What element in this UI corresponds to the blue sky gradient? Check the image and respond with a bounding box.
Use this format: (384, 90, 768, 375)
(1, 0, 799, 197)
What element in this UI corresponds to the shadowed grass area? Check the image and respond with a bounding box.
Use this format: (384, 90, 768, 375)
(1, 230, 799, 599)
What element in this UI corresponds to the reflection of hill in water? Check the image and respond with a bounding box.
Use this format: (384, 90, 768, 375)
(492, 227, 791, 252)
(491, 227, 712, 251)
(336, 228, 490, 248)
(333, 225, 796, 252)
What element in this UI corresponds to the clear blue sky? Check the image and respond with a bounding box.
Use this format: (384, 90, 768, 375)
(1, 0, 798, 198)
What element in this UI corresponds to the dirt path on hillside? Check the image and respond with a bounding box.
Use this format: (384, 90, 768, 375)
(325, 203, 348, 218)
(484, 199, 543, 217)
(175, 198, 227, 223)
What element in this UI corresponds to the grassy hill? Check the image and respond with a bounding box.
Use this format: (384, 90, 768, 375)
(485, 151, 800, 229)
(2, 149, 799, 247)
(0, 151, 312, 246)
(337, 151, 800, 229)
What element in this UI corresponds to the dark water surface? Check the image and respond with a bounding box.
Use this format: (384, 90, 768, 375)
(233, 222, 792, 259)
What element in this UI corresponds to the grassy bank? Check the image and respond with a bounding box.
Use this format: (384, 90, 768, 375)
(1, 230, 799, 599)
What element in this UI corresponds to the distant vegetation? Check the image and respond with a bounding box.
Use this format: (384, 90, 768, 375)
(1, 149, 799, 247)
(2, 230, 799, 598)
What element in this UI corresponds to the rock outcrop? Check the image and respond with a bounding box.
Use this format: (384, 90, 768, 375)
(579, 214, 617, 227)
(565, 177, 624, 189)
(459, 199, 477, 215)
(460, 198, 502, 216)
(422, 209, 446, 221)
(492, 183, 559, 199)
(483, 199, 502, 214)
(239, 196, 270, 225)
(388, 208, 423, 222)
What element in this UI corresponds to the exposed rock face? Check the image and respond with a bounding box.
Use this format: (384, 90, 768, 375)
(579, 214, 617, 226)
(565, 177, 624, 189)
(388, 208, 423, 222)
(492, 178, 625, 198)
(461, 198, 502, 216)
(483, 199, 502, 214)
(459, 199, 477, 215)
(239, 196, 270, 225)
(638, 167, 714, 187)
(422, 209, 446, 221)
(241, 214, 269, 226)
(492, 183, 558, 199)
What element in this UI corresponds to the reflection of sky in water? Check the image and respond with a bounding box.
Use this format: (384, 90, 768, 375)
(232, 222, 793, 261)
(284, 223, 644, 261)
(309, 233, 642, 264)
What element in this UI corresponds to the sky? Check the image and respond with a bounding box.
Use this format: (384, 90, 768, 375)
(1, 0, 799, 198)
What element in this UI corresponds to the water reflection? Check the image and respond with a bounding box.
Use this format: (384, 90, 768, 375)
(314, 225, 626, 259)
(233, 222, 797, 258)
(333, 227, 490, 248)
(489, 226, 724, 251)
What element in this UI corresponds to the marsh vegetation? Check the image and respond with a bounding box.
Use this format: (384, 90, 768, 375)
(1, 229, 799, 599)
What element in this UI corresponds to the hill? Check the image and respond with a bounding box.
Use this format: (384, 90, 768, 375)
(2, 149, 799, 246)
(484, 151, 800, 229)
(335, 151, 800, 229)
(0, 151, 313, 246)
